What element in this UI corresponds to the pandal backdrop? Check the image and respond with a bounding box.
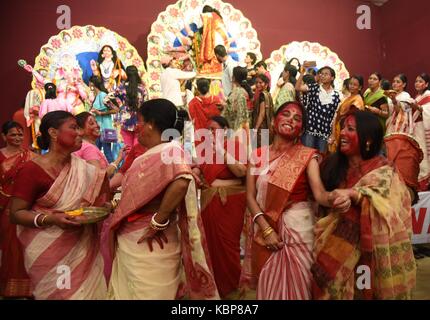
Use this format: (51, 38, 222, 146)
(30, 25, 146, 89)
(146, 0, 263, 99)
(21, 25, 146, 149)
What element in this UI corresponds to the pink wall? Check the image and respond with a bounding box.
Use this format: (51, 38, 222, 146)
(0, 0, 402, 122)
(380, 0, 430, 94)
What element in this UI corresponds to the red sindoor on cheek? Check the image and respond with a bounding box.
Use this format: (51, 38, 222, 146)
(274, 105, 303, 138)
(340, 116, 360, 156)
(57, 130, 78, 148)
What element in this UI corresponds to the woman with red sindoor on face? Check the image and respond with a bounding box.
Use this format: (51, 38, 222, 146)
(240, 101, 351, 300)
(312, 110, 416, 300)
(9, 111, 111, 300)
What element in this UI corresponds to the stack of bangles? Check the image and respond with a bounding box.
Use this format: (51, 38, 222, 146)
(150, 212, 170, 231)
(262, 226, 274, 239)
(33, 213, 49, 228)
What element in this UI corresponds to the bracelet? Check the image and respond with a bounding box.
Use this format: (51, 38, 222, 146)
(150, 212, 170, 231)
(33, 213, 44, 228)
(262, 226, 274, 239)
(109, 162, 118, 170)
(252, 212, 264, 224)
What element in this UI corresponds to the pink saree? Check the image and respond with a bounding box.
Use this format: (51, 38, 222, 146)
(108, 141, 219, 300)
(16, 155, 108, 299)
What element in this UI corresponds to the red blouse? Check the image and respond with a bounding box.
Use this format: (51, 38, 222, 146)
(12, 161, 54, 204)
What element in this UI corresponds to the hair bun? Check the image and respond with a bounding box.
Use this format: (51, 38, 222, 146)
(36, 135, 49, 150)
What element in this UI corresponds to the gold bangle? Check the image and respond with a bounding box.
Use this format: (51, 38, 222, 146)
(40, 214, 49, 227)
(262, 226, 274, 239)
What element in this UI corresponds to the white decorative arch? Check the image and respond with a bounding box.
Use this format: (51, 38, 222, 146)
(266, 41, 350, 92)
(31, 25, 146, 88)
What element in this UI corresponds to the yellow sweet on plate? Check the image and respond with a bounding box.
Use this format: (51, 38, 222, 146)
(66, 208, 84, 216)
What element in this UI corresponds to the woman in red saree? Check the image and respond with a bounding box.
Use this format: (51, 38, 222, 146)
(0, 121, 35, 298)
(241, 101, 350, 300)
(10, 111, 111, 300)
(313, 111, 416, 299)
(192, 116, 247, 298)
(108, 99, 219, 300)
(188, 78, 222, 131)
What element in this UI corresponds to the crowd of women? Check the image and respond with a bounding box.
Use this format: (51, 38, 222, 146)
(1, 50, 429, 300)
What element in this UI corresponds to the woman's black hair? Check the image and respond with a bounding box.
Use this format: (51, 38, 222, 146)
(417, 73, 430, 91)
(380, 79, 392, 90)
(370, 72, 383, 81)
(185, 80, 193, 92)
(233, 66, 253, 100)
(37, 111, 75, 150)
(254, 61, 267, 70)
(210, 116, 229, 129)
(125, 65, 142, 112)
(44, 82, 57, 99)
(246, 52, 257, 65)
(343, 78, 350, 89)
(319, 66, 336, 86)
(307, 68, 317, 76)
(320, 111, 383, 191)
(286, 57, 301, 71)
(75, 112, 93, 129)
(197, 78, 210, 95)
(2, 121, 23, 135)
(139, 99, 188, 138)
(89, 75, 108, 93)
(395, 73, 408, 86)
(319, 66, 336, 79)
(274, 101, 307, 133)
(284, 63, 298, 85)
(255, 73, 270, 87)
(303, 74, 316, 85)
(349, 75, 364, 93)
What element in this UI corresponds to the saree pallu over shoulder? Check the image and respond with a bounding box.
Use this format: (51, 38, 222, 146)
(264, 144, 316, 226)
(110, 142, 193, 229)
(109, 141, 219, 300)
(364, 88, 386, 107)
(312, 164, 416, 300)
(17, 155, 107, 300)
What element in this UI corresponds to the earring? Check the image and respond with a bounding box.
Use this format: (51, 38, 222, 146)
(366, 141, 371, 152)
